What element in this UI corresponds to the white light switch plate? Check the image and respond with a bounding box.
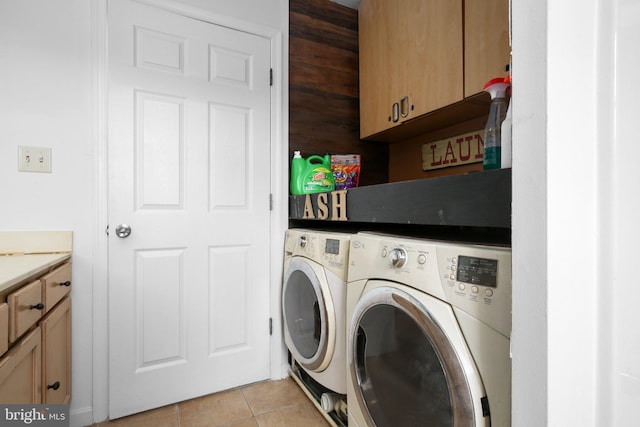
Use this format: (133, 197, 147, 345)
(18, 146, 52, 173)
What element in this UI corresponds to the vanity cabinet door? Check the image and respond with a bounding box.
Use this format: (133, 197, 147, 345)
(0, 303, 8, 356)
(0, 327, 41, 404)
(40, 296, 71, 404)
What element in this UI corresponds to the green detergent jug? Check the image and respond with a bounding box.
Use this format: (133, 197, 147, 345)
(290, 151, 335, 195)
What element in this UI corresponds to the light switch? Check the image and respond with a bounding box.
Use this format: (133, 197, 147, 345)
(18, 146, 52, 173)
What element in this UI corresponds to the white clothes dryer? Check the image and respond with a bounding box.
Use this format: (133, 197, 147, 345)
(282, 228, 351, 395)
(346, 233, 512, 427)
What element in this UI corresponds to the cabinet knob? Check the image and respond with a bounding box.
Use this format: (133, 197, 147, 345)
(30, 303, 45, 310)
(391, 102, 400, 122)
(47, 381, 61, 391)
(400, 96, 410, 118)
(60, 281, 71, 287)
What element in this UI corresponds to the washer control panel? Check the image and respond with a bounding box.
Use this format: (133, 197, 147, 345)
(285, 229, 351, 280)
(388, 247, 408, 268)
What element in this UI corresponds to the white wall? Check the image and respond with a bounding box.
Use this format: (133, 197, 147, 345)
(513, 0, 640, 425)
(0, 0, 95, 424)
(0, 1, 288, 426)
(609, 0, 640, 424)
(511, 0, 548, 422)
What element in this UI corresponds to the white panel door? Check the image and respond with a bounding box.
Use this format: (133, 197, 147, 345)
(107, 0, 272, 418)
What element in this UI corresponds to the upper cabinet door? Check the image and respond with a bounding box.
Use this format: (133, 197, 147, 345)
(464, 0, 511, 97)
(399, 0, 463, 122)
(359, 0, 463, 139)
(358, 0, 398, 138)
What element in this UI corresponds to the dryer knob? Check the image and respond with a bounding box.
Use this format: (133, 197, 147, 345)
(388, 248, 407, 268)
(299, 235, 307, 248)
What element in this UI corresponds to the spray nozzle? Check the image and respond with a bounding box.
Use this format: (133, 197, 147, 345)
(483, 77, 511, 99)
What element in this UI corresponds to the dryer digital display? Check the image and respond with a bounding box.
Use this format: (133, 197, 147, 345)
(456, 256, 498, 288)
(325, 238, 340, 255)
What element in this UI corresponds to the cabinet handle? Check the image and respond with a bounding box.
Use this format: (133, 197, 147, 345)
(400, 96, 409, 118)
(47, 381, 61, 391)
(30, 303, 45, 310)
(60, 281, 71, 287)
(392, 102, 400, 122)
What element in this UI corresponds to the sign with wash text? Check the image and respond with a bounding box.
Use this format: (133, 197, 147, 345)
(422, 130, 484, 170)
(302, 190, 348, 221)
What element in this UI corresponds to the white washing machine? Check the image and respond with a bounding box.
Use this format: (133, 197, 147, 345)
(346, 233, 512, 427)
(282, 228, 351, 396)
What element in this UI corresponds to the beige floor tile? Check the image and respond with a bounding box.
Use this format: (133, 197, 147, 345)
(85, 379, 326, 427)
(225, 418, 260, 427)
(254, 400, 330, 427)
(96, 404, 178, 427)
(241, 378, 308, 415)
(178, 389, 253, 427)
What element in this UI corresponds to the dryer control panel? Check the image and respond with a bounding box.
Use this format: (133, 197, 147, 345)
(348, 233, 511, 337)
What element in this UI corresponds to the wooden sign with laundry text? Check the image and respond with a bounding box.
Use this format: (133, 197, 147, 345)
(422, 130, 484, 171)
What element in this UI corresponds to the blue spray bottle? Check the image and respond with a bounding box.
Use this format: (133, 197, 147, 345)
(483, 77, 511, 170)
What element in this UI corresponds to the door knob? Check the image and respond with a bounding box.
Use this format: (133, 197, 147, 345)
(115, 224, 132, 238)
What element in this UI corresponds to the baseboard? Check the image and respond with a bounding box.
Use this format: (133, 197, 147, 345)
(70, 406, 93, 427)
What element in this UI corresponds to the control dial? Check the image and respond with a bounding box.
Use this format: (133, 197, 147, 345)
(388, 247, 408, 268)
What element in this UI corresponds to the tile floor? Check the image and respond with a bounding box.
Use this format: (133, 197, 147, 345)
(87, 378, 331, 427)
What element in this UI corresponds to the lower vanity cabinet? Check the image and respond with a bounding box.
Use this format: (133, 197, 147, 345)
(0, 260, 72, 404)
(40, 296, 71, 404)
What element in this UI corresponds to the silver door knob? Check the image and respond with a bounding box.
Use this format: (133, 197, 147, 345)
(115, 224, 132, 238)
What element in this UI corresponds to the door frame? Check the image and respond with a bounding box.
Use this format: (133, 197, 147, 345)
(90, 0, 288, 422)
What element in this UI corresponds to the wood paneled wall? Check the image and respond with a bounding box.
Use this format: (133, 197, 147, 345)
(289, 0, 388, 186)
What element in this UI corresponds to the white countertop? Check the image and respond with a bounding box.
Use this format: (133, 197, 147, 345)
(0, 253, 71, 293)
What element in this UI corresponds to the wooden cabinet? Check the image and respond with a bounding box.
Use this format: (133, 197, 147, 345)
(41, 296, 71, 404)
(359, 0, 463, 138)
(0, 259, 72, 404)
(359, 0, 509, 140)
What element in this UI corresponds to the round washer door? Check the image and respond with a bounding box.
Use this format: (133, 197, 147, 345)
(349, 282, 489, 427)
(282, 257, 335, 372)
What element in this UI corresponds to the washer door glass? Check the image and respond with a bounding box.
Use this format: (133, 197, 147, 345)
(351, 287, 475, 427)
(283, 259, 328, 370)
